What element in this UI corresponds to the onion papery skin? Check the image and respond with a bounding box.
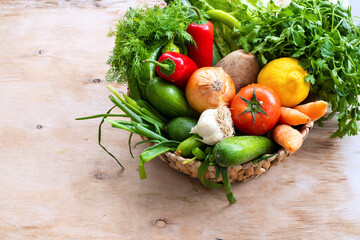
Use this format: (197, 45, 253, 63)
(185, 67, 236, 113)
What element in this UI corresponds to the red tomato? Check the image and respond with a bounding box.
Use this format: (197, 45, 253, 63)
(230, 84, 281, 135)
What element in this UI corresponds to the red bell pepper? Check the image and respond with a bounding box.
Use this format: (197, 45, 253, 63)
(144, 52, 198, 89)
(187, 7, 214, 68)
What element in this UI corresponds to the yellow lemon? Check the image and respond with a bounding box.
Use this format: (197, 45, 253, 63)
(257, 57, 310, 107)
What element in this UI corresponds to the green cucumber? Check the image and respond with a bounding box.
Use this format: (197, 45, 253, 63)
(146, 77, 199, 119)
(213, 136, 275, 167)
(166, 117, 198, 142)
(176, 134, 205, 158)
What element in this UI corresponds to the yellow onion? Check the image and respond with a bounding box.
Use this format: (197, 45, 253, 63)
(185, 67, 236, 113)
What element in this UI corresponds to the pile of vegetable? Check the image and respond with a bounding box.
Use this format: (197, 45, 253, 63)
(77, 0, 359, 204)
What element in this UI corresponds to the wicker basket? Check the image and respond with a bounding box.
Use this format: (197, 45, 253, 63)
(150, 121, 313, 183)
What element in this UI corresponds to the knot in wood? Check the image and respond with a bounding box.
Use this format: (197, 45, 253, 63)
(94, 171, 105, 180)
(155, 219, 167, 228)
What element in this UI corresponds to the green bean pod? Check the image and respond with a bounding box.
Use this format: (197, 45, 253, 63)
(206, 10, 242, 30)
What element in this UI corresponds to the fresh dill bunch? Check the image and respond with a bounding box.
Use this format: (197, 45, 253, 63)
(106, 3, 197, 83)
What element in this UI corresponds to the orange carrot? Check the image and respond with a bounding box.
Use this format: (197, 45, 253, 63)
(293, 100, 328, 121)
(272, 124, 303, 152)
(278, 107, 311, 125)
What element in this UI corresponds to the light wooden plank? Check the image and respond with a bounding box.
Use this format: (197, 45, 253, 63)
(0, 1, 360, 239)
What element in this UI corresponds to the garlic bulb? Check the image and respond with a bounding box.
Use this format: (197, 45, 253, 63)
(190, 102, 235, 145)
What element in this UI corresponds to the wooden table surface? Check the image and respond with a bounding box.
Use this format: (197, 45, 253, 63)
(1, 1, 360, 239)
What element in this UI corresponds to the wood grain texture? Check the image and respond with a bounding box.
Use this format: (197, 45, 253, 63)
(0, 1, 360, 239)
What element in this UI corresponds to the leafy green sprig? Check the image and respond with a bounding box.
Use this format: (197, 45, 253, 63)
(233, 0, 360, 138)
(76, 85, 179, 178)
(106, 3, 197, 83)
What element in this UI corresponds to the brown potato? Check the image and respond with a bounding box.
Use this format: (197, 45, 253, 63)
(215, 50, 260, 93)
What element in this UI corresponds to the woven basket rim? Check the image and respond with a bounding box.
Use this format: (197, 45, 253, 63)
(143, 121, 314, 183)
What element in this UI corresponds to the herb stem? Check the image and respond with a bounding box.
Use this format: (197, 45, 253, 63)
(133, 122, 168, 142)
(183, 157, 196, 164)
(346, 54, 357, 72)
(75, 114, 127, 120)
(112, 120, 135, 126)
(105, 119, 138, 134)
(138, 145, 173, 179)
(140, 146, 172, 163)
(106, 85, 123, 102)
(98, 106, 124, 169)
(348, 71, 359, 98)
(112, 91, 144, 116)
(139, 115, 165, 130)
(312, 0, 322, 24)
(138, 160, 146, 179)
(109, 95, 143, 123)
(136, 100, 168, 122)
(331, 7, 335, 30)
(123, 94, 142, 111)
(128, 132, 134, 158)
(140, 107, 167, 126)
(332, 19, 344, 31)
(219, 166, 237, 204)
